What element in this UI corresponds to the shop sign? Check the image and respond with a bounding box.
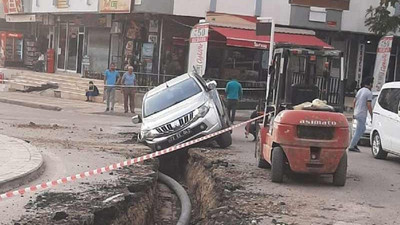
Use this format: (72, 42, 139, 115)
(5, 32, 22, 38)
(254, 42, 268, 49)
(99, 0, 131, 13)
(142, 43, 154, 73)
(2, 0, 23, 14)
(5, 14, 40, 23)
(126, 21, 140, 39)
(142, 43, 154, 58)
(148, 34, 157, 44)
(355, 43, 365, 88)
(372, 36, 393, 92)
(149, 20, 159, 33)
(188, 23, 209, 76)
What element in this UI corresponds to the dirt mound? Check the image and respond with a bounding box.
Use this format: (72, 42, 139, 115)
(16, 122, 67, 130)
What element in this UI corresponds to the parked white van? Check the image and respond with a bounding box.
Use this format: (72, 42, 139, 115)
(371, 82, 400, 159)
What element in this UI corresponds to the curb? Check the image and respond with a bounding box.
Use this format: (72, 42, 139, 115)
(0, 98, 62, 111)
(0, 135, 45, 192)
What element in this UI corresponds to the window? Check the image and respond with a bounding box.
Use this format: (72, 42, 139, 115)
(309, 7, 327, 23)
(378, 88, 400, 114)
(144, 78, 202, 117)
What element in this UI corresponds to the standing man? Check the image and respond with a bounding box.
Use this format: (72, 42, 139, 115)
(349, 77, 374, 152)
(104, 63, 119, 112)
(119, 66, 136, 113)
(225, 78, 243, 123)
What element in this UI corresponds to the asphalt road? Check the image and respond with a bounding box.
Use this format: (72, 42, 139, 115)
(227, 130, 400, 225)
(0, 102, 138, 224)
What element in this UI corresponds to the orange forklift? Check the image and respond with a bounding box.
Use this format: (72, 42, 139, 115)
(255, 47, 350, 186)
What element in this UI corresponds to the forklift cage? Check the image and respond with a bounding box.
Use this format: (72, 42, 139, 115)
(266, 47, 345, 114)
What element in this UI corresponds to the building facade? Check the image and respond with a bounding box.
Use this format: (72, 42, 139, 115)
(1, 0, 398, 90)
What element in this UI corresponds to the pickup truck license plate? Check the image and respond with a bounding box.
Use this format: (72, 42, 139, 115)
(168, 128, 191, 143)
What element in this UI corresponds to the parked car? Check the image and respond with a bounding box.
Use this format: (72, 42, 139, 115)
(132, 73, 232, 151)
(351, 92, 378, 146)
(370, 82, 400, 159)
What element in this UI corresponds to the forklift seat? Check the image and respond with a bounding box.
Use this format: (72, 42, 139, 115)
(291, 84, 319, 106)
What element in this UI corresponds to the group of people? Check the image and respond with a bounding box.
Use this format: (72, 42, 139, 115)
(86, 65, 372, 152)
(85, 63, 137, 113)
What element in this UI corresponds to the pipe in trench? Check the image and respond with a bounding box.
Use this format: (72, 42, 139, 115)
(158, 172, 191, 225)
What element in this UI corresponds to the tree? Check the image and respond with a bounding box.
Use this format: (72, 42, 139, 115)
(365, 0, 400, 35)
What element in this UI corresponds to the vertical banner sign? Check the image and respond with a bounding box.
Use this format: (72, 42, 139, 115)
(373, 36, 393, 92)
(0, 33, 5, 67)
(188, 23, 209, 76)
(355, 43, 365, 88)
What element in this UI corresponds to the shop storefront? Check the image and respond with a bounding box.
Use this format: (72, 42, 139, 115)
(106, 14, 197, 86)
(362, 36, 400, 83)
(315, 31, 400, 95)
(49, 14, 110, 74)
(159, 16, 198, 76)
(205, 26, 332, 82)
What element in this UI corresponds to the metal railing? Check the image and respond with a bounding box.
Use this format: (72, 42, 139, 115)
(83, 70, 267, 99)
(291, 73, 341, 105)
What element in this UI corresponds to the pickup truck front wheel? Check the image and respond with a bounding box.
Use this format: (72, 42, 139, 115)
(217, 131, 232, 148)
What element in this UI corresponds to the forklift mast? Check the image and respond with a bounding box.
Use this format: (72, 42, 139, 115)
(267, 48, 345, 113)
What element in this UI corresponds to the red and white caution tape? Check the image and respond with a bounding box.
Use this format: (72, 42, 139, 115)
(0, 114, 266, 201)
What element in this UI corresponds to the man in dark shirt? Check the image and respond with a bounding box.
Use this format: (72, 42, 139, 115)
(86, 81, 99, 102)
(245, 105, 263, 141)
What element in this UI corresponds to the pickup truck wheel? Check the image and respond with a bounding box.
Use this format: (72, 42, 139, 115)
(147, 143, 157, 152)
(271, 147, 285, 183)
(372, 132, 388, 159)
(333, 152, 347, 186)
(217, 131, 232, 148)
(256, 131, 270, 168)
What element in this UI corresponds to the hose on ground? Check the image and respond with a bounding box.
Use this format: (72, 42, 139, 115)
(158, 172, 191, 225)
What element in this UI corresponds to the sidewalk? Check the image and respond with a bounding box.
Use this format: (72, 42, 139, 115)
(0, 134, 44, 190)
(0, 91, 141, 116)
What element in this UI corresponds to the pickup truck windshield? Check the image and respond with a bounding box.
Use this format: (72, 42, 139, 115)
(144, 78, 202, 117)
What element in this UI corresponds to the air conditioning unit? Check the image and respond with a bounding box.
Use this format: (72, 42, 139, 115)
(111, 22, 122, 34)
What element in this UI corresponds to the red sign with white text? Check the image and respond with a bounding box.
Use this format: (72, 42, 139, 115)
(372, 36, 393, 92)
(188, 23, 209, 76)
(2, 0, 23, 14)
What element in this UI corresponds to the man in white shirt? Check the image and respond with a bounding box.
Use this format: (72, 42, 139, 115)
(349, 77, 374, 152)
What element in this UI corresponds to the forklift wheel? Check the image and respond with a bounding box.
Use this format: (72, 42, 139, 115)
(333, 152, 347, 186)
(256, 131, 270, 168)
(271, 147, 285, 183)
